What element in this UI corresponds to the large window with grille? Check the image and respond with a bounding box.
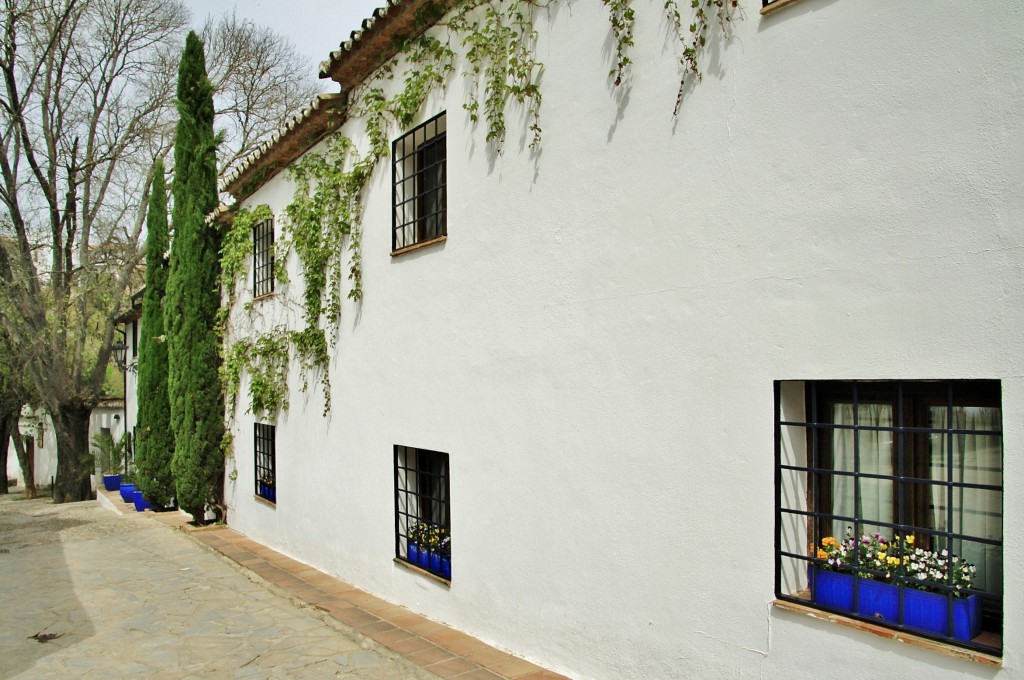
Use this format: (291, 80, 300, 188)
(392, 113, 446, 252)
(253, 218, 274, 297)
(395, 446, 451, 580)
(775, 380, 1003, 655)
(254, 423, 276, 504)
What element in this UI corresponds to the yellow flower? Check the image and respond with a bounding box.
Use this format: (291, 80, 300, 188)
(907, 536, 915, 545)
(817, 549, 828, 559)
(822, 537, 838, 547)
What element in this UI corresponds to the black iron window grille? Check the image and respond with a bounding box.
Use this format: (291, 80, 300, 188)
(253, 218, 275, 297)
(394, 445, 451, 580)
(392, 112, 446, 252)
(775, 380, 1003, 655)
(255, 422, 276, 504)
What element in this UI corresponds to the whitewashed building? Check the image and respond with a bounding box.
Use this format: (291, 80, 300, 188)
(5, 406, 57, 489)
(114, 291, 142, 450)
(214, 1, 1023, 678)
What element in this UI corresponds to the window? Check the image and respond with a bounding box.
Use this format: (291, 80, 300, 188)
(392, 112, 446, 252)
(253, 217, 274, 297)
(254, 423, 276, 503)
(394, 445, 451, 580)
(775, 380, 1003, 655)
(131, 320, 138, 358)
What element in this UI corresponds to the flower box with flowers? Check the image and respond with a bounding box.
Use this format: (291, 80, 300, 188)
(257, 473, 276, 503)
(811, 531, 982, 641)
(407, 523, 451, 579)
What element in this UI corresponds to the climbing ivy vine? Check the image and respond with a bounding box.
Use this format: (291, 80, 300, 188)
(221, 0, 737, 419)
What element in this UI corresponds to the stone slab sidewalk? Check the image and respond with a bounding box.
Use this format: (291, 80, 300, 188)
(98, 490, 570, 680)
(0, 490, 441, 679)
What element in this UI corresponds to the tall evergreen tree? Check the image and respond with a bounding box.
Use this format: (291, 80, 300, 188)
(135, 160, 175, 508)
(165, 33, 224, 522)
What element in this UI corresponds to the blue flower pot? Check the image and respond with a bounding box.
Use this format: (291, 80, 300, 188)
(133, 490, 152, 512)
(408, 541, 420, 564)
(119, 483, 135, 503)
(102, 474, 122, 491)
(440, 557, 451, 579)
(811, 567, 982, 641)
(417, 548, 430, 569)
(429, 552, 441, 573)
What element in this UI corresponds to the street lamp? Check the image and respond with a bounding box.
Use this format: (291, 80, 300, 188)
(111, 342, 135, 373)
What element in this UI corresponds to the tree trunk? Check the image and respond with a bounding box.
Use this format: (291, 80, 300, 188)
(52, 402, 93, 503)
(10, 418, 35, 499)
(0, 414, 10, 494)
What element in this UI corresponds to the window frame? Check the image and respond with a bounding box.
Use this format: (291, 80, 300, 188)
(254, 422, 276, 504)
(391, 112, 447, 253)
(774, 379, 1003, 655)
(252, 217, 275, 298)
(394, 445, 451, 580)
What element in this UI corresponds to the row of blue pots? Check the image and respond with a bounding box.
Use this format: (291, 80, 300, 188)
(118, 482, 153, 512)
(257, 482, 276, 503)
(408, 541, 452, 579)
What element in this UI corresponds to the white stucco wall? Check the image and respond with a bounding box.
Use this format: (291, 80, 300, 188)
(223, 1, 1024, 678)
(6, 407, 58, 488)
(124, 316, 140, 444)
(89, 403, 126, 480)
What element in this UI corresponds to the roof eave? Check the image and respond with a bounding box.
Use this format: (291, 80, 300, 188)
(221, 93, 349, 202)
(319, 0, 463, 88)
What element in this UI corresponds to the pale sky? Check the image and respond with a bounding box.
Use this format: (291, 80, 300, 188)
(181, 0, 384, 71)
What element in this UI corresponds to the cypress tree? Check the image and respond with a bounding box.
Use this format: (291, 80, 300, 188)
(165, 32, 224, 522)
(135, 159, 175, 508)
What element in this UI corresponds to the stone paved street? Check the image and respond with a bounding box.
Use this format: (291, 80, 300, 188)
(0, 493, 439, 679)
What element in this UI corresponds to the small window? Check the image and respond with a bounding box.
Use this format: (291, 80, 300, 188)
(775, 380, 1003, 655)
(255, 422, 276, 503)
(395, 445, 451, 580)
(392, 113, 446, 252)
(131, 320, 138, 358)
(253, 218, 274, 298)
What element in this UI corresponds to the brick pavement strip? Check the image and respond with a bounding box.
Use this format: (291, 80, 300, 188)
(0, 492, 441, 679)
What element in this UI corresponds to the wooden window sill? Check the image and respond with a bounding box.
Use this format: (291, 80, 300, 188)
(391, 235, 446, 257)
(772, 599, 1001, 666)
(393, 557, 450, 587)
(760, 0, 806, 16)
(251, 291, 276, 303)
(254, 494, 276, 508)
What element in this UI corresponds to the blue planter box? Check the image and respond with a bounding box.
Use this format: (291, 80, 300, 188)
(102, 474, 122, 491)
(408, 541, 420, 564)
(811, 568, 981, 641)
(440, 557, 451, 580)
(904, 586, 983, 640)
(119, 483, 135, 503)
(258, 483, 276, 503)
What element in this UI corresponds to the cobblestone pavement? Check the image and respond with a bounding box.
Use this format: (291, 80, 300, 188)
(0, 492, 439, 679)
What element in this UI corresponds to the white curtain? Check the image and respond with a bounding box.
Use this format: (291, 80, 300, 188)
(831, 404, 894, 539)
(930, 406, 1002, 595)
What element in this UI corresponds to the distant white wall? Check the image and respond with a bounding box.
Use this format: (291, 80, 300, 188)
(223, 1, 1024, 679)
(89, 404, 126, 482)
(6, 407, 58, 489)
(124, 316, 140, 449)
